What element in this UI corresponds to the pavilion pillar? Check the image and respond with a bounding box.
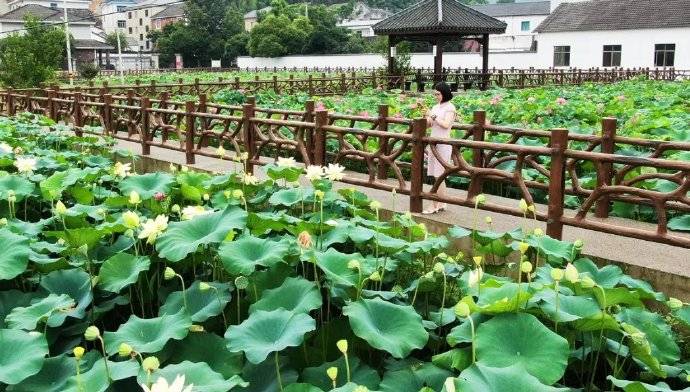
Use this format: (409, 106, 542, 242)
(433, 39, 444, 83)
(481, 34, 490, 90)
(387, 35, 396, 75)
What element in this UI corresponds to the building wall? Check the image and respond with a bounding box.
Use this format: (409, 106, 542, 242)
(537, 28, 690, 68)
(498, 14, 547, 35)
(125, 4, 163, 51)
(0, 0, 9, 14)
(244, 17, 257, 32)
(0, 19, 92, 37)
(151, 15, 181, 30)
(100, 2, 130, 34)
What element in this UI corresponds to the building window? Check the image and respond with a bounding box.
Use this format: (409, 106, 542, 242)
(128, 27, 132, 34)
(520, 21, 530, 31)
(145, 10, 148, 16)
(654, 44, 675, 67)
(553, 46, 570, 67)
(146, 40, 150, 49)
(139, 18, 143, 26)
(128, 12, 132, 19)
(139, 34, 143, 40)
(117, 20, 126, 28)
(145, 25, 149, 32)
(602, 45, 621, 67)
(50, 2, 57, 8)
(117, 6, 126, 12)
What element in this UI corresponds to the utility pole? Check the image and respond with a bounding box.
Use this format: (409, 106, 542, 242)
(116, 30, 124, 84)
(63, 0, 73, 85)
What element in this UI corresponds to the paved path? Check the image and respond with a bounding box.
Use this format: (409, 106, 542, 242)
(115, 139, 690, 299)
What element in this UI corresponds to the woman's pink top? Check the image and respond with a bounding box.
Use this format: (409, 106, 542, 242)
(427, 101, 456, 177)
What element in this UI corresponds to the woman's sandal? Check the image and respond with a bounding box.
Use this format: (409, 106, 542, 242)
(422, 207, 439, 215)
(437, 204, 447, 212)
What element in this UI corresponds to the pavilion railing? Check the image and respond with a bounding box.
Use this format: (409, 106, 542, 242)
(2, 88, 690, 248)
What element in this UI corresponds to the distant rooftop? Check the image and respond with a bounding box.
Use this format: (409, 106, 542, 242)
(151, 2, 184, 19)
(244, 6, 271, 19)
(0, 4, 96, 22)
(470, 1, 550, 17)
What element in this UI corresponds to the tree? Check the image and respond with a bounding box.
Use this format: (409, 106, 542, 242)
(247, 13, 311, 57)
(105, 31, 127, 49)
(0, 18, 66, 88)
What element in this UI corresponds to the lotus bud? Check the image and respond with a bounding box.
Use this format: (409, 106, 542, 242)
(668, 297, 684, 310)
(223, 190, 232, 199)
(171, 204, 181, 213)
(163, 267, 176, 281)
(128, 190, 141, 205)
(118, 343, 133, 357)
(454, 302, 471, 318)
(57, 237, 65, 245)
(203, 193, 210, 201)
(533, 228, 544, 236)
(124, 229, 134, 238)
(297, 231, 312, 249)
(564, 263, 579, 283)
(84, 326, 100, 341)
(122, 211, 140, 229)
(142, 356, 160, 373)
(314, 190, 325, 200)
(354, 386, 369, 392)
(550, 268, 564, 282)
(73, 346, 85, 360)
(369, 200, 382, 210)
(518, 198, 528, 213)
(475, 194, 486, 206)
(189, 325, 205, 332)
(55, 200, 68, 215)
(369, 271, 381, 282)
(234, 276, 249, 290)
(433, 262, 444, 274)
(581, 276, 596, 288)
(199, 282, 212, 292)
(437, 252, 448, 260)
(518, 242, 529, 254)
(472, 256, 482, 266)
(484, 216, 492, 225)
(520, 261, 533, 274)
(347, 259, 361, 270)
(232, 189, 244, 199)
(181, 166, 189, 172)
(336, 339, 348, 354)
(0, 218, 7, 226)
(574, 239, 584, 249)
(327, 367, 338, 382)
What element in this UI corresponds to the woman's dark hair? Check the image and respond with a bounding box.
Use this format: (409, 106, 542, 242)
(434, 82, 453, 103)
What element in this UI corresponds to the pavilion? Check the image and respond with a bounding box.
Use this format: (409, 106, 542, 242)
(373, 0, 506, 86)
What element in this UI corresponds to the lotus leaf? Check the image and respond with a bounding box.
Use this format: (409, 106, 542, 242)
(0, 329, 48, 384)
(159, 280, 232, 322)
(118, 172, 174, 199)
(104, 311, 192, 354)
(97, 253, 151, 293)
(5, 293, 75, 330)
(0, 228, 30, 280)
(138, 361, 247, 392)
(219, 235, 290, 275)
(250, 276, 322, 314)
(450, 363, 570, 391)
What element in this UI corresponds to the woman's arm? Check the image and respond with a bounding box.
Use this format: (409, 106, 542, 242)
(434, 108, 456, 129)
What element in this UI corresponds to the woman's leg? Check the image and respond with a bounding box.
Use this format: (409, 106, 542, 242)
(437, 178, 447, 210)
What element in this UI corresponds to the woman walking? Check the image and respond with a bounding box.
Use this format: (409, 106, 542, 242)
(423, 82, 456, 214)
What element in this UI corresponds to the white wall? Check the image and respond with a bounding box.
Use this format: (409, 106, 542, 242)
(100, 2, 129, 34)
(537, 28, 690, 68)
(238, 51, 540, 70)
(498, 14, 547, 35)
(0, 20, 93, 38)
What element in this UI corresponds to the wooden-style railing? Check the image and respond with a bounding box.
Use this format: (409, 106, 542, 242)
(2, 89, 689, 247)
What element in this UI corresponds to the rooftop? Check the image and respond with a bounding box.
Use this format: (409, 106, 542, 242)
(536, 0, 690, 33)
(244, 6, 271, 19)
(470, 1, 550, 17)
(151, 2, 184, 19)
(73, 39, 115, 49)
(0, 4, 96, 23)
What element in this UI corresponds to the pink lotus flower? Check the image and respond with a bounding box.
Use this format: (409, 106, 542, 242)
(489, 95, 503, 105)
(359, 111, 370, 117)
(617, 95, 626, 101)
(153, 192, 166, 202)
(555, 97, 567, 105)
(315, 102, 326, 111)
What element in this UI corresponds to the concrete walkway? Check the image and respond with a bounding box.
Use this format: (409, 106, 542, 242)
(116, 139, 690, 300)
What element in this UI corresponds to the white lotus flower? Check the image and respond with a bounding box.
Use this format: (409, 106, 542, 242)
(277, 157, 297, 168)
(113, 162, 132, 178)
(0, 142, 12, 154)
(138, 215, 168, 244)
(181, 205, 211, 221)
(324, 163, 345, 181)
(141, 375, 193, 392)
(14, 156, 37, 174)
(243, 173, 259, 186)
(325, 219, 338, 226)
(468, 268, 484, 287)
(305, 165, 324, 181)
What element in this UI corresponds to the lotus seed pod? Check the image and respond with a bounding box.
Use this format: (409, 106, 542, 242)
(55, 200, 68, 215)
(118, 343, 133, 357)
(163, 267, 176, 281)
(235, 276, 249, 290)
(369, 271, 381, 282)
(564, 263, 579, 283)
(517, 242, 529, 255)
(122, 211, 140, 229)
(520, 261, 533, 274)
(574, 239, 584, 249)
(0, 218, 7, 226)
(232, 189, 244, 199)
(369, 200, 382, 210)
(472, 256, 482, 266)
(336, 339, 348, 353)
(128, 190, 141, 205)
(199, 282, 212, 292)
(668, 297, 684, 310)
(581, 276, 596, 288)
(314, 190, 325, 200)
(203, 193, 210, 201)
(550, 268, 564, 282)
(84, 326, 100, 341)
(533, 228, 544, 236)
(142, 356, 160, 372)
(484, 216, 492, 225)
(475, 194, 486, 206)
(171, 204, 181, 213)
(223, 190, 232, 199)
(433, 262, 444, 274)
(347, 259, 361, 270)
(326, 367, 338, 381)
(189, 325, 204, 332)
(73, 346, 85, 360)
(518, 198, 528, 213)
(454, 302, 471, 318)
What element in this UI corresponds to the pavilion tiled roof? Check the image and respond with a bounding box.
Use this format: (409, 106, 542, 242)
(373, 0, 506, 36)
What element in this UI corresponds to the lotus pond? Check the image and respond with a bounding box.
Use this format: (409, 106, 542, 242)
(0, 113, 690, 392)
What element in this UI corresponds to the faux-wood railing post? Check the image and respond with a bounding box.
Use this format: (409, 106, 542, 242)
(73, 92, 83, 137)
(273, 75, 279, 94)
(304, 100, 315, 164)
(102, 94, 113, 136)
(184, 101, 196, 165)
(467, 110, 486, 198)
(140, 97, 151, 155)
(47, 90, 57, 121)
(595, 118, 617, 218)
(409, 118, 426, 213)
(308, 75, 314, 96)
(376, 104, 389, 180)
(546, 128, 569, 239)
(6, 89, 14, 116)
(313, 110, 328, 166)
(242, 102, 256, 174)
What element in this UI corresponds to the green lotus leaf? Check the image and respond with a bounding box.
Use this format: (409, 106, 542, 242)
(138, 361, 247, 392)
(0, 174, 34, 201)
(269, 187, 308, 207)
(159, 280, 232, 322)
(448, 226, 472, 239)
(39, 168, 83, 199)
(594, 287, 643, 308)
(527, 235, 576, 262)
(219, 235, 290, 276)
(449, 363, 570, 391)
(104, 311, 192, 354)
(5, 293, 75, 330)
(529, 289, 601, 322)
(302, 356, 380, 390)
(225, 309, 316, 364)
(574, 258, 622, 288)
(62, 359, 139, 392)
(673, 306, 690, 328)
(162, 332, 243, 379)
(284, 384, 325, 392)
(241, 356, 299, 392)
(617, 307, 680, 365)
(475, 312, 569, 385)
(0, 228, 30, 280)
(250, 276, 322, 314)
(0, 329, 48, 385)
(5, 354, 72, 392)
(572, 312, 622, 332)
(474, 282, 532, 313)
(38, 268, 92, 324)
(607, 376, 690, 392)
(343, 298, 429, 358)
(97, 253, 150, 293)
(668, 215, 690, 232)
(118, 172, 174, 199)
(0, 290, 34, 325)
(316, 248, 363, 288)
(156, 206, 247, 262)
(379, 361, 451, 392)
(266, 163, 302, 183)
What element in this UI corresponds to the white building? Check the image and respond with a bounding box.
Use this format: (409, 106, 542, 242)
(337, 2, 392, 38)
(99, 0, 135, 35)
(469, 1, 549, 51)
(535, 0, 690, 68)
(123, 0, 175, 51)
(7, 0, 90, 10)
